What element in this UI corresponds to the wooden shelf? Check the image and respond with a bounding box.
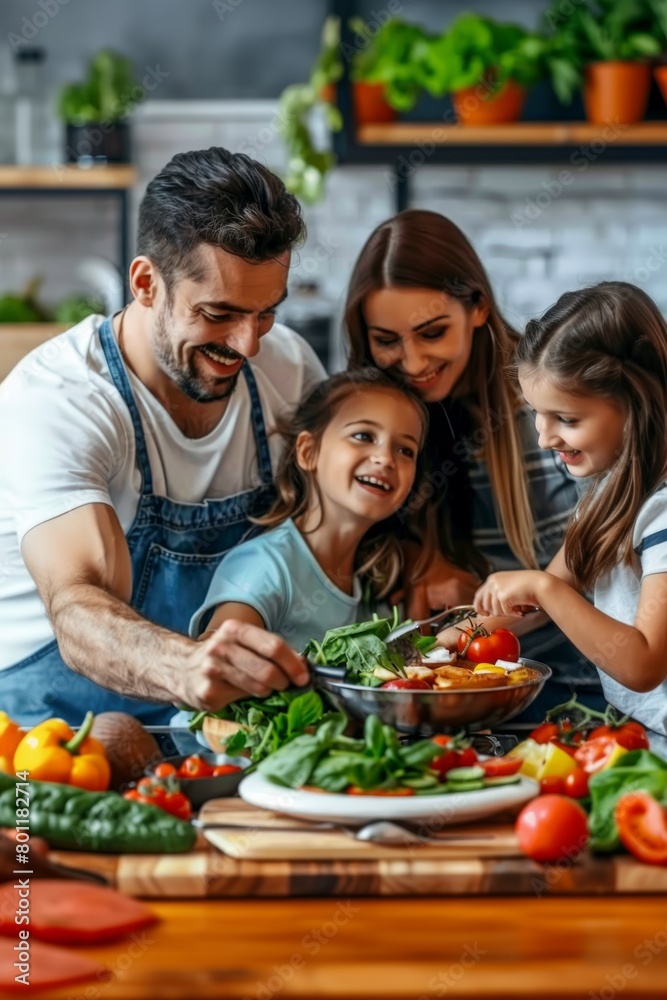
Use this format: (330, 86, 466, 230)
(0, 323, 68, 380)
(0, 164, 137, 189)
(357, 120, 667, 147)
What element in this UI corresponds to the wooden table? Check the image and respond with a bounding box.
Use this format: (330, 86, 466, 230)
(37, 895, 667, 999)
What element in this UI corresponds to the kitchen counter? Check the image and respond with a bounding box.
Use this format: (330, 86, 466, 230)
(40, 895, 667, 999)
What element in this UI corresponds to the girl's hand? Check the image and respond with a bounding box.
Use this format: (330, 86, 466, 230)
(474, 571, 547, 618)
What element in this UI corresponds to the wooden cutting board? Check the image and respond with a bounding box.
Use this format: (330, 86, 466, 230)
(47, 799, 667, 898)
(199, 800, 522, 860)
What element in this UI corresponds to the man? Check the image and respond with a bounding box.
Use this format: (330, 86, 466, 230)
(0, 147, 324, 725)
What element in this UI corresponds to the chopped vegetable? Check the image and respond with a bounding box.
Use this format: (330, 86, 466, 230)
(615, 791, 667, 866)
(588, 749, 667, 853)
(0, 881, 157, 944)
(0, 937, 104, 993)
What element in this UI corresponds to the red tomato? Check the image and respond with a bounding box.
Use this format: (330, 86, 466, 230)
(162, 791, 192, 820)
(122, 789, 142, 802)
(136, 777, 156, 797)
(539, 776, 565, 795)
(431, 735, 478, 777)
(154, 762, 177, 779)
(530, 722, 559, 743)
(381, 678, 432, 690)
(589, 721, 649, 751)
(574, 736, 624, 774)
(212, 764, 242, 777)
(515, 795, 588, 862)
(178, 755, 214, 779)
(480, 756, 522, 778)
(529, 720, 583, 756)
(457, 627, 520, 664)
(347, 786, 415, 796)
(563, 768, 589, 798)
(615, 791, 667, 865)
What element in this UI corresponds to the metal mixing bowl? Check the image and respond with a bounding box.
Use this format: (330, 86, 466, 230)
(316, 658, 552, 736)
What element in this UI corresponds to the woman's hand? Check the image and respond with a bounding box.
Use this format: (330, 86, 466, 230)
(474, 570, 548, 618)
(397, 545, 482, 620)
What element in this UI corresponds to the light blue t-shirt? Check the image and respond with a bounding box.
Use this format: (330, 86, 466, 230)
(189, 518, 362, 652)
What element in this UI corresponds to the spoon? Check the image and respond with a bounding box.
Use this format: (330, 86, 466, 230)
(196, 818, 492, 845)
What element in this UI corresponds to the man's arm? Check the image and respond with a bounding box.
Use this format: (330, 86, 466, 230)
(22, 503, 309, 709)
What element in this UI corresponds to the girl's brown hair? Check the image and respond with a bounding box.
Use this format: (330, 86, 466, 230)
(516, 281, 667, 590)
(254, 368, 429, 599)
(344, 208, 538, 574)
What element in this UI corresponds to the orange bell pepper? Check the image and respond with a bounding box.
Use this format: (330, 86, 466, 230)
(0, 712, 22, 772)
(13, 711, 110, 791)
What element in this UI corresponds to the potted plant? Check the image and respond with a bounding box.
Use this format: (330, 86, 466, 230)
(545, 0, 665, 124)
(347, 17, 432, 121)
(421, 14, 547, 126)
(58, 49, 139, 163)
(278, 16, 431, 202)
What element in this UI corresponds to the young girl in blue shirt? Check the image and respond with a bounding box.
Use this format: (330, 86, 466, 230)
(190, 368, 428, 650)
(460, 281, 667, 751)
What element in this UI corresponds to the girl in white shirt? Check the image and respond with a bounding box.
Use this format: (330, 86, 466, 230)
(451, 281, 667, 749)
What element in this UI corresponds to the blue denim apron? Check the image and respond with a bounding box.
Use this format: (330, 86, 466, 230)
(0, 317, 276, 726)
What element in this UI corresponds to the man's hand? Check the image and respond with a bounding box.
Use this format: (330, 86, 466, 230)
(474, 570, 547, 618)
(181, 619, 311, 711)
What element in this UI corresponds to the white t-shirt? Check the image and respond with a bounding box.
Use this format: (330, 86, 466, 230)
(0, 315, 325, 670)
(594, 483, 667, 751)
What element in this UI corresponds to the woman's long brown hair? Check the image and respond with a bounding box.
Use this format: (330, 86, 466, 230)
(344, 209, 538, 574)
(253, 368, 429, 599)
(516, 281, 667, 590)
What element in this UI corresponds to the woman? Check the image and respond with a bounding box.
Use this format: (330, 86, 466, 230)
(344, 209, 603, 718)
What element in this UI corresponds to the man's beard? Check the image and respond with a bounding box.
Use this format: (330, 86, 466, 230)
(152, 304, 242, 404)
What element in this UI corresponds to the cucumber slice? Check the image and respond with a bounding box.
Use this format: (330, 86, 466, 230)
(483, 774, 522, 786)
(445, 765, 486, 783)
(443, 780, 486, 793)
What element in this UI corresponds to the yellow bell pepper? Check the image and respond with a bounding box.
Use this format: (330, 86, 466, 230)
(0, 711, 22, 771)
(13, 711, 111, 791)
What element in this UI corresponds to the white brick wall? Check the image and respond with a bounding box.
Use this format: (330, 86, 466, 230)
(2, 99, 667, 352)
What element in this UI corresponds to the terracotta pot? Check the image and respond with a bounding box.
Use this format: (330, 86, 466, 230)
(654, 64, 667, 105)
(353, 81, 397, 125)
(452, 79, 526, 126)
(584, 61, 651, 125)
(319, 81, 397, 125)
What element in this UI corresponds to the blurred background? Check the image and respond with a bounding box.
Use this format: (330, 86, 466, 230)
(2, 0, 667, 375)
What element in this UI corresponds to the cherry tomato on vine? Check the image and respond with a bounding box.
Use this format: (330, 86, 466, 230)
(588, 721, 649, 751)
(457, 627, 520, 664)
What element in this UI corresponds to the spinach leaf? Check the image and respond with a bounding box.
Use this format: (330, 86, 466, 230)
(287, 691, 323, 734)
(365, 715, 386, 759)
(258, 734, 324, 788)
(588, 750, 667, 852)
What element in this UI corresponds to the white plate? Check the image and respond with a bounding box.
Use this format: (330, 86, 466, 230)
(238, 770, 538, 826)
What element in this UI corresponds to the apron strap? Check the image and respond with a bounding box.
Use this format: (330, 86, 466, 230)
(100, 317, 274, 495)
(242, 360, 274, 485)
(99, 316, 154, 495)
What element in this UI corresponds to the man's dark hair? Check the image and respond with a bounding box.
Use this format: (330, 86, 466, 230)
(136, 146, 306, 290)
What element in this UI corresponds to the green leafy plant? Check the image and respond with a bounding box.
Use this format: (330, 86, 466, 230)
(278, 15, 432, 200)
(348, 17, 432, 112)
(58, 49, 139, 124)
(544, 0, 666, 103)
(278, 16, 343, 204)
(420, 14, 548, 98)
